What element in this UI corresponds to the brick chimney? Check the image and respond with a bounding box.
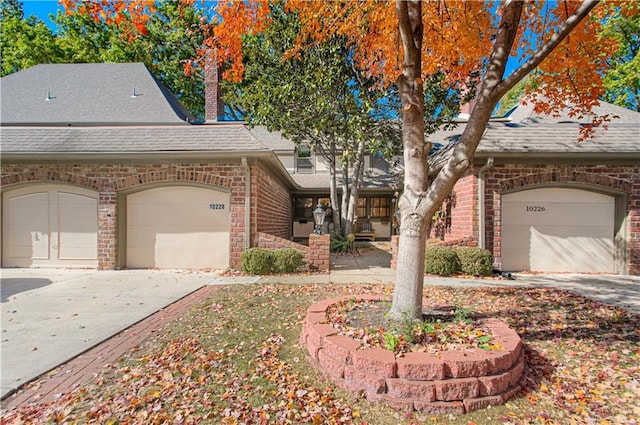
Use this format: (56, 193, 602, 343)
(204, 50, 225, 122)
(458, 79, 479, 121)
(458, 99, 477, 121)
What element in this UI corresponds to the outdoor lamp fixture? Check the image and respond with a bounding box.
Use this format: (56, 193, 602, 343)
(313, 203, 326, 235)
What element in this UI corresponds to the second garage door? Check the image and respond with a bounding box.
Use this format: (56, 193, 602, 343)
(2, 184, 98, 268)
(501, 187, 615, 273)
(126, 186, 230, 269)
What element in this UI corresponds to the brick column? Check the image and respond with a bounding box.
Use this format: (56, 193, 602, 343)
(390, 235, 399, 270)
(308, 234, 330, 272)
(98, 191, 118, 270)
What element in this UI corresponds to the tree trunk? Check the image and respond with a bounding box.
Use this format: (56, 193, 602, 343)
(389, 0, 426, 320)
(340, 162, 352, 235)
(345, 138, 367, 234)
(389, 0, 598, 321)
(328, 137, 341, 233)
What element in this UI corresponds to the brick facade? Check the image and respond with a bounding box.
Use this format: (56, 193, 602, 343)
(253, 166, 291, 243)
(447, 170, 477, 241)
(1, 161, 292, 270)
(439, 163, 639, 275)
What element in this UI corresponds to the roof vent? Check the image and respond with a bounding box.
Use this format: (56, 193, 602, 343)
(131, 88, 140, 98)
(45, 91, 53, 101)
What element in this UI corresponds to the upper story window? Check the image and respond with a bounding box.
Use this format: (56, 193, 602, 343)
(296, 144, 313, 173)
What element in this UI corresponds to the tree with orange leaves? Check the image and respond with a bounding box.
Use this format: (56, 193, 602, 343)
(67, 0, 620, 319)
(208, 0, 618, 319)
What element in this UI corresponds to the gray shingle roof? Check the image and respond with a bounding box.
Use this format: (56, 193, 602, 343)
(1, 63, 194, 126)
(427, 100, 640, 170)
(247, 126, 295, 150)
(291, 169, 399, 191)
(0, 124, 269, 154)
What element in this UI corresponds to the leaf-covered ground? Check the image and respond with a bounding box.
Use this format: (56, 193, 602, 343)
(2, 283, 639, 424)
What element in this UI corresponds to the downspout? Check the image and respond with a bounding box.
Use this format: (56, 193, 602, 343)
(242, 157, 251, 249)
(478, 157, 494, 249)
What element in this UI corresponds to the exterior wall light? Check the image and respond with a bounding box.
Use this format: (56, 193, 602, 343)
(313, 203, 326, 235)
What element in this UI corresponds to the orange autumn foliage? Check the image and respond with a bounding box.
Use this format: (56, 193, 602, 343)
(61, 0, 156, 41)
(208, 0, 619, 131)
(64, 0, 621, 132)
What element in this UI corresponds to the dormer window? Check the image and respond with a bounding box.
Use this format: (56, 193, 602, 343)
(296, 144, 313, 173)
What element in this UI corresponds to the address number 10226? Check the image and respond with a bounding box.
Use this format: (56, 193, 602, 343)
(526, 205, 546, 212)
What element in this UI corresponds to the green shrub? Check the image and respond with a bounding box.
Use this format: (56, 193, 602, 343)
(330, 232, 353, 252)
(272, 248, 305, 273)
(241, 248, 273, 275)
(424, 246, 460, 276)
(455, 247, 493, 276)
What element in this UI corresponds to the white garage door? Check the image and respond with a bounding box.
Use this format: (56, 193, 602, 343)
(2, 185, 98, 267)
(502, 188, 615, 273)
(126, 186, 230, 269)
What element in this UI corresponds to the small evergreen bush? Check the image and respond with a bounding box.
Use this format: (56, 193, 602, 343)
(424, 246, 460, 276)
(272, 248, 305, 273)
(455, 246, 493, 276)
(330, 232, 353, 252)
(241, 248, 273, 275)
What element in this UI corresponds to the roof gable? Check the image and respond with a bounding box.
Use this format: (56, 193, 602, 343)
(1, 63, 195, 126)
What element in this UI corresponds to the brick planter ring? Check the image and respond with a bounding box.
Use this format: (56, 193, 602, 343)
(301, 295, 527, 415)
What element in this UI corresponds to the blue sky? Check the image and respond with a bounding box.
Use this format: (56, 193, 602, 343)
(22, 0, 60, 27)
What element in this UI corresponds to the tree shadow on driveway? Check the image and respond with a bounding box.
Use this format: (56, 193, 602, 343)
(1, 278, 52, 302)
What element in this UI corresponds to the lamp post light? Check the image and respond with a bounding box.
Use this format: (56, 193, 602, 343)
(312, 203, 326, 235)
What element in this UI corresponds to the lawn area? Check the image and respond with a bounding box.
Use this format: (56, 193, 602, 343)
(4, 282, 639, 424)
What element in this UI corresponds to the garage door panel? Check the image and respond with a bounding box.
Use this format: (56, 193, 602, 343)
(5, 192, 50, 261)
(126, 186, 230, 269)
(501, 187, 614, 273)
(529, 228, 613, 272)
(2, 185, 98, 267)
(57, 192, 98, 260)
(501, 225, 531, 249)
(500, 248, 530, 271)
(502, 202, 614, 226)
(154, 232, 229, 269)
(504, 188, 613, 203)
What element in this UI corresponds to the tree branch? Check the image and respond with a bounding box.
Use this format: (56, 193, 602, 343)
(496, 0, 600, 97)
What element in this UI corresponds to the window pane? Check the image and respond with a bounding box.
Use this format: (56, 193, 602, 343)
(369, 197, 390, 219)
(294, 197, 313, 218)
(356, 197, 367, 218)
(317, 197, 332, 218)
(296, 144, 313, 172)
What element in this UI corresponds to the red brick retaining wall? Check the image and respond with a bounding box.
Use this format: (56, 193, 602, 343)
(301, 296, 526, 414)
(257, 232, 330, 272)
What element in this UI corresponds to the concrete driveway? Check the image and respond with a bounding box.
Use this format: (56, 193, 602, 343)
(1, 269, 218, 399)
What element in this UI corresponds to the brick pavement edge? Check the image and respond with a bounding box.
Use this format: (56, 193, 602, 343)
(1, 285, 219, 412)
